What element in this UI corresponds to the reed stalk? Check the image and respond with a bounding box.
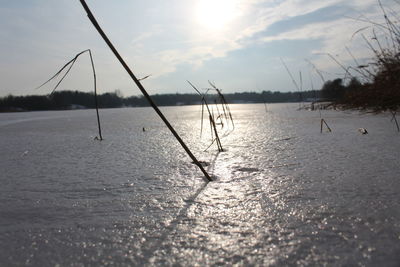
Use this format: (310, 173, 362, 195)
(320, 118, 332, 133)
(280, 58, 304, 107)
(208, 81, 235, 131)
(79, 0, 212, 181)
(305, 59, 326, 84)
(88, 50, 103, 140)
(188, 81, 223, 152)
(36, 49, 103, 140)
(391, 111, 400, 132)
(211, 111, 223, 151)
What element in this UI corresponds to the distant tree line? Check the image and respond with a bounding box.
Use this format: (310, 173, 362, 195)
(0, 89, 320, 112)
(320, 77, 362, 102)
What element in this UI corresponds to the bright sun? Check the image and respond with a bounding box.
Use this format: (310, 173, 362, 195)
(195, 0, 238, 30)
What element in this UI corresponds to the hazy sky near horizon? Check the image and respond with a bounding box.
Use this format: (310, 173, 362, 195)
(0, 0, 398, 97)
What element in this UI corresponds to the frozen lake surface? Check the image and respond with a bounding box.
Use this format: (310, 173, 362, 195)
(0, 103, 399, 266)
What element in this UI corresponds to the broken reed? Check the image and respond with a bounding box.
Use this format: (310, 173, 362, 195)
(79, 0, 212, 182)
(208, 81, 235, 131)
(391, 111, 400, 132)
(320, 118, 332, 133)
(36, 49, 103, 140)
(187, 81, 223, 152)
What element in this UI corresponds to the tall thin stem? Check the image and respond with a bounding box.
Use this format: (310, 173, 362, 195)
(79, 0, 212, 181)
(391, 111, 400, 132)
(88, 50, 103, 140)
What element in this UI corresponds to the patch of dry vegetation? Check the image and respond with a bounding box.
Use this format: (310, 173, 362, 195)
(341, 1, 400, 112)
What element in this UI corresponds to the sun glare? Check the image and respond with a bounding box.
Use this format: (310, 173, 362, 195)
(195, 0, 238, 30)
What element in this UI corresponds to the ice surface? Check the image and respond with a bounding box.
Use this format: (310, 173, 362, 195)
(0, 104, 399, 266)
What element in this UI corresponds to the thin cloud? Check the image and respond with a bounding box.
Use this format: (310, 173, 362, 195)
(130, 0, 388, 78)
(1, 0, 398, 96)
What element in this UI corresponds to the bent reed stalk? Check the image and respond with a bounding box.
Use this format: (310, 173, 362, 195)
(79, 0, 212, 182)
(208, 81, 235, 132)
(36, 49, 103, 140)
(390, 111, 400, 132)
(320, 118, 332, 133)
(188, 81, 223, 152)
(280, 58, 303, 107)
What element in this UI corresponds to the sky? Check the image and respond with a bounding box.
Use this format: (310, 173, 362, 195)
(0, 0, 398, 97)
